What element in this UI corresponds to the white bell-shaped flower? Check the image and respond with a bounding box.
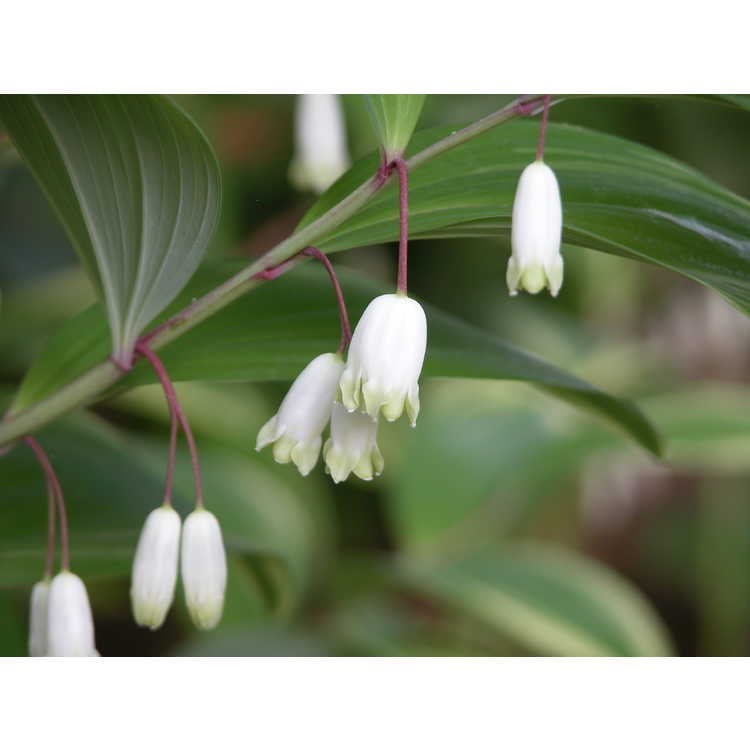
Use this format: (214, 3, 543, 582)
(324, 403, 384, 483)
(289, 94, 350, 194)
(130, 506, 181, 631)
(506, 160, 564, 297)
(28, 579, 50, 657)
(47, 571, 98, 657)
(181, 509, 227, 630)
(339, 294, 427, 426)
(256, 352, 344, 476)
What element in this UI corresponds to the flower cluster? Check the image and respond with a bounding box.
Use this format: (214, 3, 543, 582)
(258, 292, 427, 483)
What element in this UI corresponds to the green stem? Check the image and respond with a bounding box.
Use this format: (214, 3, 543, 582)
(0, 95, 552, 448)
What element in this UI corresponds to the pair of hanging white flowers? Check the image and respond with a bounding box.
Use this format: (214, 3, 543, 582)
(131, 506, 226, 632)
(257, 292, 428, 482)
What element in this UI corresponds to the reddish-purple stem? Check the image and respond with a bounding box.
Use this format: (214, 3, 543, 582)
(393, 158, 409, 295)
(536, 95, 552, 161)
(44, 478, 56, 578)
(25, 436, 69, 571)
(135, 342, 204, 507)
(163, 403, 179, 506)
(302, 247, 352, 352)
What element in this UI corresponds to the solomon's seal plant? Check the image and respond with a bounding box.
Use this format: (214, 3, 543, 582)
(3, 91, 704, 657)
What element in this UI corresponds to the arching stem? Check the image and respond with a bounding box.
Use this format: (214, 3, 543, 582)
(163, 403, 179, 506)
(25, 436, 69, 571)
(134, 343, 204, 508)
(302, 247, 352, 353)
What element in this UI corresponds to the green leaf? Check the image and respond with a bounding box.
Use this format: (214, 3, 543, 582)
(364, 95, 426, 160)
(302, 120, 750, 315)
(643, 385, 750, 471)
(14, 263, 661, 455)
(386, 384, 562, 551)
(387, 381, 750, 555)
(0, 95, 221, 364)
(401, 545, 673, 656)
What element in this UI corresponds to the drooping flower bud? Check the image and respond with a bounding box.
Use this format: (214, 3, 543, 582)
(256, 352, 344, 476)
(47, 571, 98, 657)
(181, 509, 227, 630)
(339, 294, 427, 426)
(506, 160, 563, 297)
(28, 579, 50, 657)
(324, 403, 384, 483)
(289, 94, 350, 195)
(130, 506, 181, 631)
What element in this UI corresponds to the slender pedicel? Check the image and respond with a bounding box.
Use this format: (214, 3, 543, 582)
(25, 436, 69, 570)
(135, 342, 204, 507)
(393, 158, 409, 295)
(302, 246, 352, 352)
(536, 95, 552, 161)
(163, 402, 179, 506)
(44, 478, 56, 578)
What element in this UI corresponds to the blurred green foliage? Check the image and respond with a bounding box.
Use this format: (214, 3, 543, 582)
(2, 95, 750, 656)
